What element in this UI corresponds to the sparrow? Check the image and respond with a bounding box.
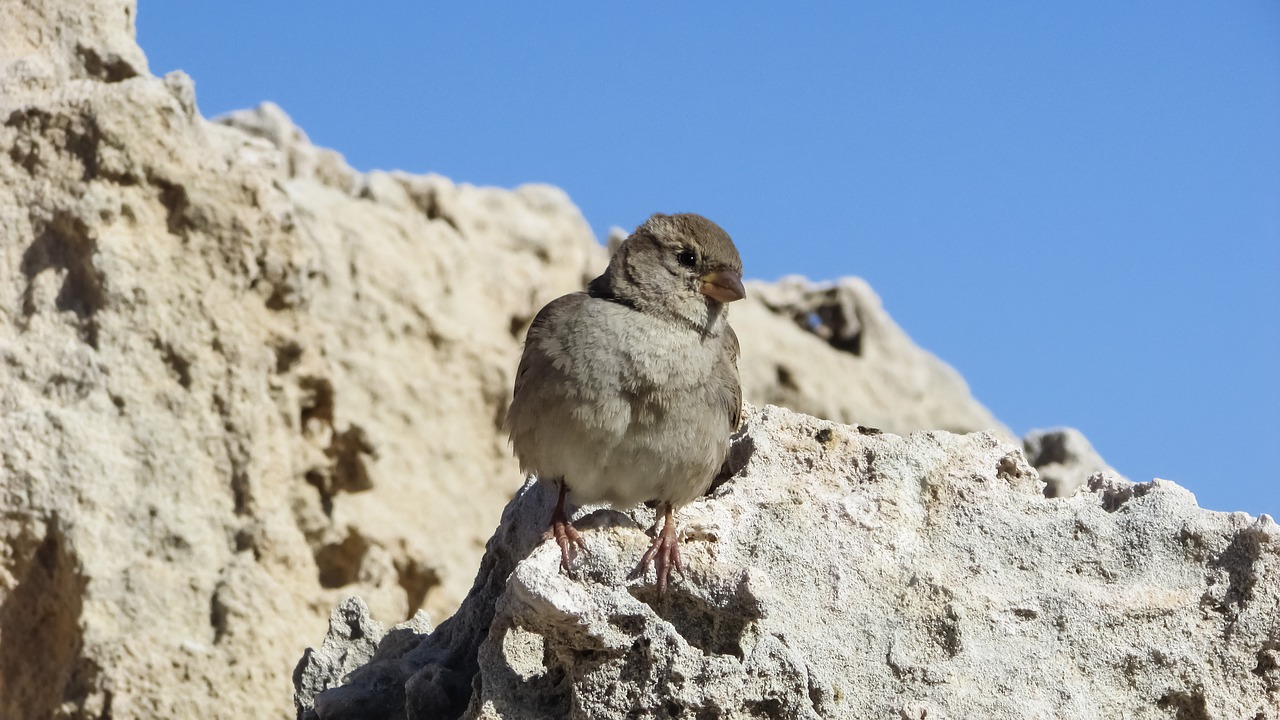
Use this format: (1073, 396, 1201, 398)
(505, 212, 745, 594)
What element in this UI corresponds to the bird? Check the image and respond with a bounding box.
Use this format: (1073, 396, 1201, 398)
(505, 212, 745, 594)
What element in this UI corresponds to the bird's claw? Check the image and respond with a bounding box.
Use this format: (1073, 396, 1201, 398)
(636, 514, 683, 595)
(544, 517, 587, 572)
(545, 479, 587, 572)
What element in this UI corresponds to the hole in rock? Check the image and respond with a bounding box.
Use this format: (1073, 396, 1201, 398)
(628, 584, 761, 659)
(315, 532, 372, 588)
(395, 558, 441, 617)
(0, 524, 91, 720)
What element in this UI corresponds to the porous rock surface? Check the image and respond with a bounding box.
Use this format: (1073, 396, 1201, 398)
(741, 275, 1005, 435)
(297, 405, 1280, 719)
(1024, 426, 1112, 498)
(1, 1, 1010, 717)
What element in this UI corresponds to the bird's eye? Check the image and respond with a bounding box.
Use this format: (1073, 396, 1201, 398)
(676, 249, 697, 268)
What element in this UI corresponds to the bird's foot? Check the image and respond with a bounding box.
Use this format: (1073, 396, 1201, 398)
(544, 480, 586, 572)
(543, 515, 587, 572)
(636, 506, 682, 595)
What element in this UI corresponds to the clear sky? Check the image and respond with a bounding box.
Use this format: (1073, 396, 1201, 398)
(137, 2, 1279, 517)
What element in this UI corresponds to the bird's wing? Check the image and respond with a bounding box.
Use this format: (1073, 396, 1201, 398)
(512, 292, 590, 404)
(720, 324, 743, 431)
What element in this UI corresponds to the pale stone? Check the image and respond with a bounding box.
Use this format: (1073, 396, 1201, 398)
(1024, 426, 1113, 498)
(297, 405, 1279, 719)
(740, 275, 1006, 435)
(1, 1, 1139, 718)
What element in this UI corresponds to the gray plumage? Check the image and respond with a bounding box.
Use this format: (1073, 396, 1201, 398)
(505, 212, 745, 590)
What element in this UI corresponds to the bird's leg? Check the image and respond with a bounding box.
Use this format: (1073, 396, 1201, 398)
(637, 503, 682, 594)
(543, 478, 586, 572)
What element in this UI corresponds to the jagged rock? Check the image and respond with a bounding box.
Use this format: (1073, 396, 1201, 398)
(217, 102, 358, 193)
(296, 405, 1279, 719)
(293, 597, 432, 720)
(741, 276, 1005, 435)
(0, 0, 147, 92)
(1024, 427, 1114, 498)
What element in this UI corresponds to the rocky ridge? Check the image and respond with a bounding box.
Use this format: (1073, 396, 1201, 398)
(296, 405, 1280, 719)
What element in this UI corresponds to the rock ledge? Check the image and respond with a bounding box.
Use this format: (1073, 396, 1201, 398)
(296, 405, 1279, 720)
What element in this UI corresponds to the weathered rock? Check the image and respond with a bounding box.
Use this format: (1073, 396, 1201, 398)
(0, 0, 146, 92)
(0, 1, 1047, 717)
(2, 0, 599, 713)
(741, 275, 1005, 435)
(1024, 426, 1113, 498)
(293, 597, 431, 720)
(297, 405, 1280, 719)
(217, 102, 358, 194)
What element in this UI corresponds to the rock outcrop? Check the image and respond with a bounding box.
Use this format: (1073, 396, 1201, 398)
(1024, 426, 1112, 498)
(743, 276, 1004, 434)
(1, 2, 1011, 718)
(296, 405, 1280, 719)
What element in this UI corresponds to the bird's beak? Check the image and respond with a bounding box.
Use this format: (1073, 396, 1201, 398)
(700, 269, 746, 304)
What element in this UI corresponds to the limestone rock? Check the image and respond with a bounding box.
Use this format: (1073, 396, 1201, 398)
(293, 597, 431, 720)
(296, 405, 1280, 719)
(1024, 426, 1113, 498)
(2, 0, 599, 713)
(740, 275, 1006, 435)
(0, 1, 1048, 717)
(217, 102, 358, 193)
(0, 0, 146, 93)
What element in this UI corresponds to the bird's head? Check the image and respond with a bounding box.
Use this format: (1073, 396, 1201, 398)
(592, 213, 745, 331)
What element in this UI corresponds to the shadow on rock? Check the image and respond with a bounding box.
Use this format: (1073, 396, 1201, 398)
(294, 479, 553, 720)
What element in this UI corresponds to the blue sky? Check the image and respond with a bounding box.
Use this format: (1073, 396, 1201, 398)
(138, 2, 1279, 516)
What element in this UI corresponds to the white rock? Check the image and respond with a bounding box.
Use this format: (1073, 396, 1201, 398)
(1024, 426, 1114, 497)
(297, 405, 1279, 718)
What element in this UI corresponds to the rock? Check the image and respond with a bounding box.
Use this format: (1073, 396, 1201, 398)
(0, 1, 1048, 717)
(293, 597, 431, 720)
(1, 2, 598, 714)
(0, 0, 146, 92)
(1024, 427, 1113, 498)
(740, 276, 1006, 435)
(297, 405, 1280, 719)
(217, 102, 358, 193)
